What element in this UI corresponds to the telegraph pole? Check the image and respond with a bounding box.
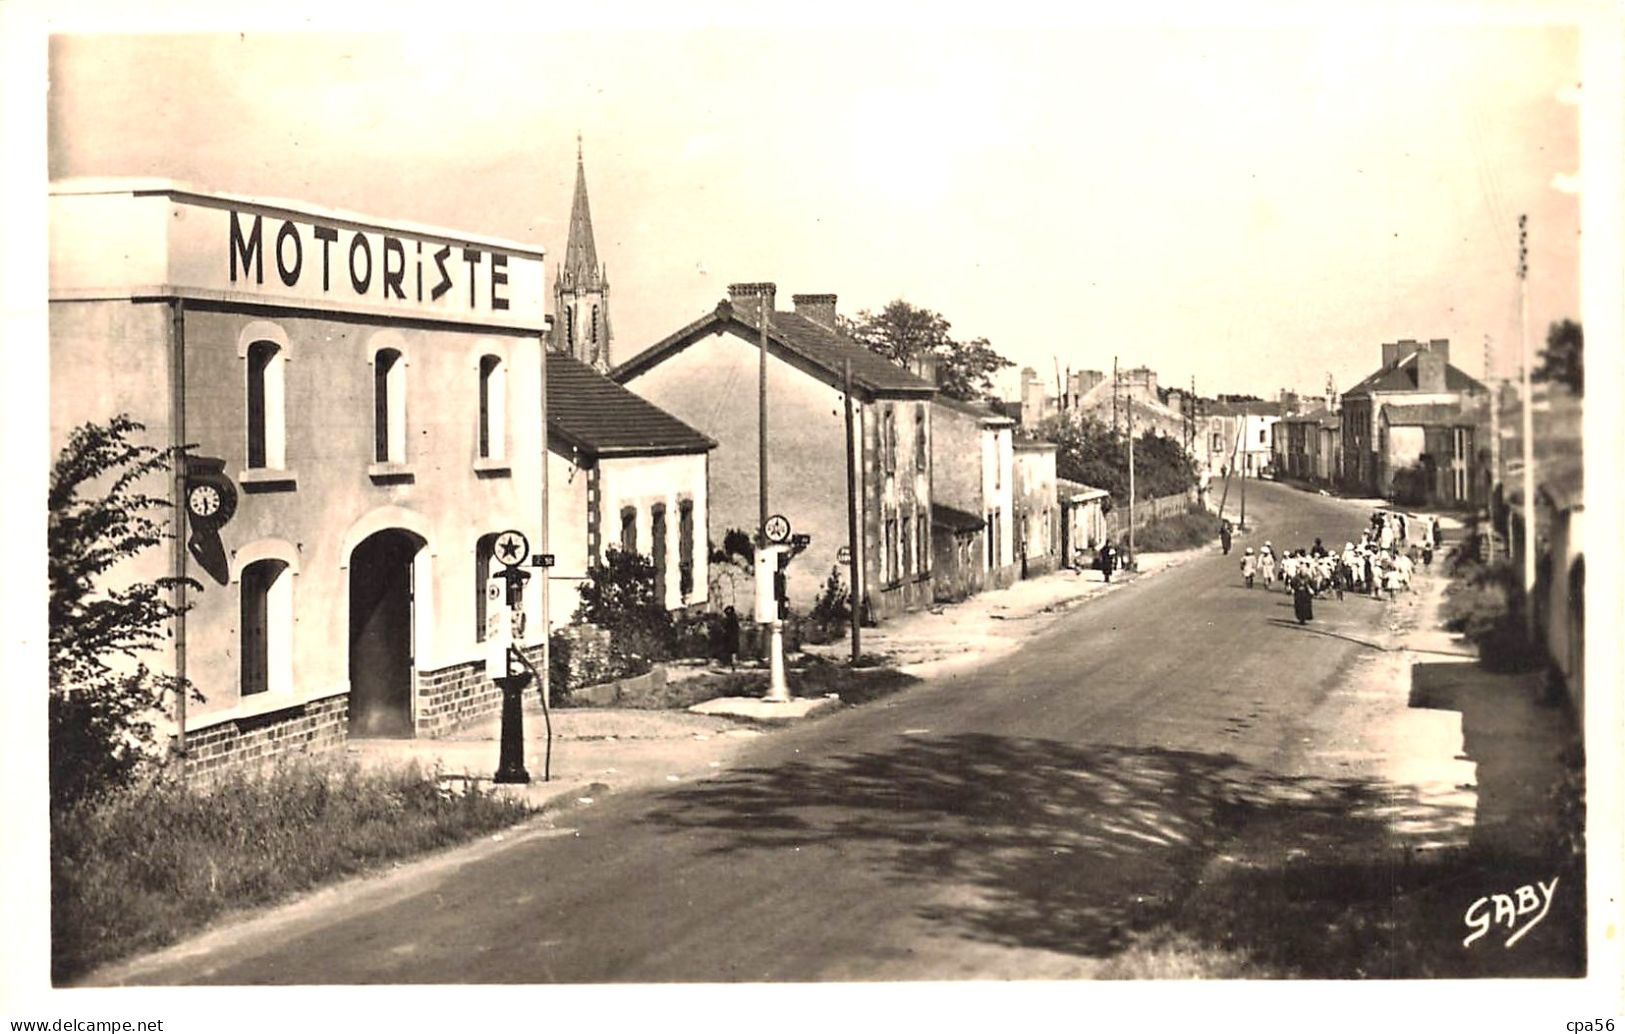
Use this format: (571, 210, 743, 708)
(1112, 356, 1120, 434)
(843, 359, 861, 663)
(1485, 332, 1499, 564)
(758, 291, 771, 536)
(1127, 397, 1136, 566)
(1239, 417, 1249, 531)
(1517, 215, 1536, 643)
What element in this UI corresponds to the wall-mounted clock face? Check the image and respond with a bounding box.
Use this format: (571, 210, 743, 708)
(188, 483, 223, 519)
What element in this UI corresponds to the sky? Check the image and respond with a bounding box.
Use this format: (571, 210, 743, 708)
(41, 14, 1586, 402)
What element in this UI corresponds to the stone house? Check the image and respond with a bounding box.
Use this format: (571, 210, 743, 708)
(1057, 480, 1111, 568)
(614, 285, 936, 623)
(49, 180, 549, 768)
(1340, 338, 1488, 496)
(1013, 438, 1060, 578)
(545, 352, 714, 626)
(931, 394, 1018, 593)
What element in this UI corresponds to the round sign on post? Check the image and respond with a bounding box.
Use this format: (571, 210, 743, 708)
(493, 530, 530, 569)
(764, 514, 791, 544)
(836, 545, 852, 564)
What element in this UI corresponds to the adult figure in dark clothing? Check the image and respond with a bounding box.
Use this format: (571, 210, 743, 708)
(1220, 520, 1233, 555)
(721, 605, 741, 668)
(1292, 574, 1315, 624)
(1098, 542, 1116, 583)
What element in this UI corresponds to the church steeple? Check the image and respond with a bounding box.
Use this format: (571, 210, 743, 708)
(554, 134, 612, 371)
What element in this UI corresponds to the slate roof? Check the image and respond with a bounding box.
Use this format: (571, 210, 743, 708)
(1380, 403, 1475, 426)
(1343, 352, 1486, 398)
(1056, 477, 1109, 502)
(935, 393, 1016, 424)
(931, 502, 986, 533)
(1204, 399, 1284, 417)
(614, 300, 936, 398)
(547, 352, 715, 457)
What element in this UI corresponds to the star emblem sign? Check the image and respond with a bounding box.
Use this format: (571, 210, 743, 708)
(494, 530, 529, 568)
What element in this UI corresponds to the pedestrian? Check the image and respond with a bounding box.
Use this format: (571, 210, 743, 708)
(1422, 541, 1434, 569)
(1431, 515, 1443, 549)
(1292, 574, 1315, 624)
(1259, 542, 1277, 590)
(1098, 541, 1116, 583)
(1240, 546, 1256, 589)
(722, 605, 741, 669)
(1220, 519, 1233, 555)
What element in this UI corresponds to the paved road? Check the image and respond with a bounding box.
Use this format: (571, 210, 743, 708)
(120, 483, 1469, 982)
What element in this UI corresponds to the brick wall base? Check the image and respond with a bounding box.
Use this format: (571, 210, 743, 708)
(416, 647, 546, 737)
(178, 693, 348, 779)
(416, 658, 504, 738)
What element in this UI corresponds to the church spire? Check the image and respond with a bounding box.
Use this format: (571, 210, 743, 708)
(554, 135, 611, 370)
(562, 136, 601, 287)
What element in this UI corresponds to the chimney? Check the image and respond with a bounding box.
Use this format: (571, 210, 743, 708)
(1416, 350, 1447, 393)
(1380, 341, 1405, 369)
(1426, 338, 1451, 365)
(791, 292, 839, 331)
(727, 282, 777, 325)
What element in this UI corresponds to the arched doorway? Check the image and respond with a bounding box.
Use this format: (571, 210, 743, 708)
(349, 529, 423, 737)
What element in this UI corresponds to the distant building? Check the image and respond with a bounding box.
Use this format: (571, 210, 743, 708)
(615, 285, 936, 622)
(552, 140, 612, 371)
(1012, 437, 1060, 578)
(1201, 400, 1282, 478)
(1057, 479, 1111, 567)
(545, 352, 715, 626)
(49, 179, 550, 768)
(1276, 407, 1341, 485)
(1340, 338, 1487, 497)
(931, 394, 1017, 595)
(1010, 364, 1188, 446)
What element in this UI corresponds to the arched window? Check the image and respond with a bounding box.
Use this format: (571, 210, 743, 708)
(565, 307, 575, 350)
(474, 533, 498, 641)
(591, 305, 599, 344)
(620, 506, 638, 555)
(246, 340, 286, 469)
(478, 354, 505, 460)
(241, 559, 292, 698)
(374, 348, 406, 463)
(651, 503, 667, 605)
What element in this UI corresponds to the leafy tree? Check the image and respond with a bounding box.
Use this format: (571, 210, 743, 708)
(49, 416, 197, 808)
(1533, 319, 1582, 395)
(1035, 415, 1196, 505)
(843, 300, 1013, 402)
(573, 547, 675, 670)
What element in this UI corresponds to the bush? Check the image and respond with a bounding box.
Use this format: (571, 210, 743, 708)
(802, 566, 852, 645)
(1132, 505, 1220, 552)
(51, 757, 532, 981)
(1441, 558, 1541, 671)
(572, 547, 675, 671)
(49, 416, 201, 810)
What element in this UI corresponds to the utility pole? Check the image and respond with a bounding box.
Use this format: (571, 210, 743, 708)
(1485, 332, 1499, 564)
(1112, 357, 1119, 434)
(758, 291, 770, 536)
(1239, 417, 1249, 530)
(1127, 397, 1136, 566)
(843, 359, 861, 663)
(1517, 215, 1536, 644)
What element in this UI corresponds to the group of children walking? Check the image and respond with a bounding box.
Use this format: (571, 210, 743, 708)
(1236, 510, 1445, 623)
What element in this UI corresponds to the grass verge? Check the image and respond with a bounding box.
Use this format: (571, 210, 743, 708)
(1132, 506, 1221, 552)
(790, 655, 920, 705)
(51, 757, 533, 983)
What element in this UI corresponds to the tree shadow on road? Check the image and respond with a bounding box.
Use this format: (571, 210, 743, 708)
(645, 733, 1583, 978)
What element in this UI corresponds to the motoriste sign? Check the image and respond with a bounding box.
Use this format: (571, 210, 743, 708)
(49, 180, 547, 331)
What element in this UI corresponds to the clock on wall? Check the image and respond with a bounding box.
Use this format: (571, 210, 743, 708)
(183, 459, 238, 529)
